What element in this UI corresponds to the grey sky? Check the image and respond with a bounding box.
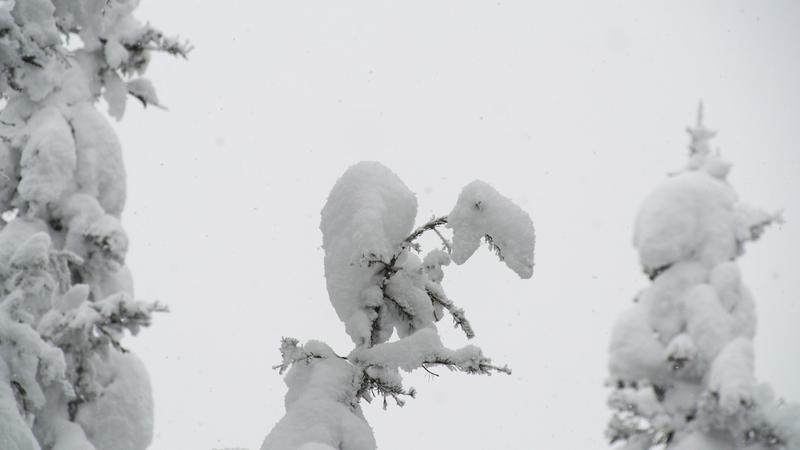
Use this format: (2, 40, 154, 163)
(116, 1, 800, 448)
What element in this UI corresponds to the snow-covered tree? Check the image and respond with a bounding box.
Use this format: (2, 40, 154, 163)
(261, 161, 536, 450)
(0, 1, 187, 449)
(606, 105, 800, 450)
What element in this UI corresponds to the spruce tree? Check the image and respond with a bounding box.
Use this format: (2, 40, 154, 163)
(606, 105, 800, 449)
(0, 1, 187, 448)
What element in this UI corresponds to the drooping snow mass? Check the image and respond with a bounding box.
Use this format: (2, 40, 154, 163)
(0, 357, 41, 450)
(606, 105, 798, 449)
(264, 163, 532, 449)
(74, 351, 155, 450)
(68, 103, 127, 217)
(448, 180, 535, 278)
(0, 1, 185, 449)
(18, 106, 77, 210)
(320, 161, 418, 346)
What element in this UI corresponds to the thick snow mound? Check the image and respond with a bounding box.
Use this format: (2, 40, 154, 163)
(634, 171, 738, 271)
(19, 106, 76, 208)
(76, 350, 153, 450)
(637, 261, 709, 342)
(608, 305, 666, 382)
(681, 284, 734, 365)
(320, 161, 417, 345)
(9, 231, 51, 269)
(0, 359, 41, 450)
(261, 341, 375, 450)
(46, 419, 95, 450)
(447, 180, 535, 278)
(67, 102, 126, 217)
(671, 431, 732, 450)
(708, 337, 756, 414)
(0, 218, 49, 270)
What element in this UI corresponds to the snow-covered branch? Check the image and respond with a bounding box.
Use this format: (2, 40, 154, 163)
(271, 337, 331, 375)
(426, 284, 474, 339)
(398, 215, 449, 254)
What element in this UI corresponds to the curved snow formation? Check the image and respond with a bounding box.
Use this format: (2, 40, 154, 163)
(448, 180, 535, 279)
(321, 161, 418, 346)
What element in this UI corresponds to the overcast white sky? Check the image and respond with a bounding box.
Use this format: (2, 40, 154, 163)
(113, 1, 799, 449)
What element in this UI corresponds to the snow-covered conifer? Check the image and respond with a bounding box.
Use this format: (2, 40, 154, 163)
(0, 1, 187, 449)
(606, 105, 799, 449)
(261, 161, 535, 450)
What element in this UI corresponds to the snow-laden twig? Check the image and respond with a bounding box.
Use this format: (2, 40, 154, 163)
(271, 337, 329, 375)
(400, 216, 449, 252)
(426, 286, 474, 339)
(357, 369, 417, 409)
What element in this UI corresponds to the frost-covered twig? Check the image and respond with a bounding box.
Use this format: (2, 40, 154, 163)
(432, 227, 452, 252)
(375, 215, 449, 284)
(357, 369, 417, 409)
(426, 286, 474, 339)
(367, 215, 453, 345)
(400, 216, 447, 248)
(383, 294, 414, 324)
(422, 355, 512, 375)
(483, 234, 504, 262)
(117, 25, 193, 59)
(41, 292, 167, 354)
(271, 337, 327, 375)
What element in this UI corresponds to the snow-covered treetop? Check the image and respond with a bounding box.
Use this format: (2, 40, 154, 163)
(320, 161, 535, 346)
(686, 102, 717, 157)
(607, 105, 797, 450)
(263, 162, 535, 449)
(633, 104, 780, 276)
